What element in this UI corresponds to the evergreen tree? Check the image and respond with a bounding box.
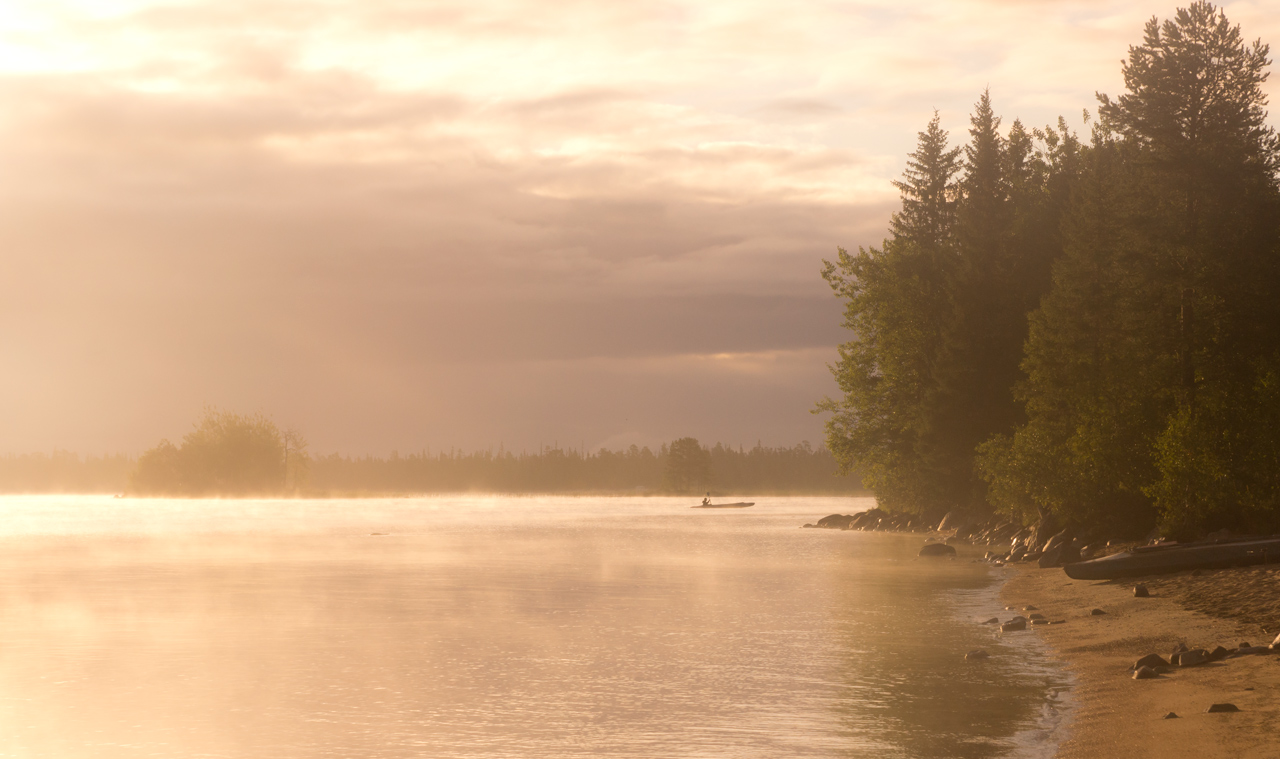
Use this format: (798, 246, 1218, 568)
(981, 2, 1280, 535)
(818, 113, 962, 515)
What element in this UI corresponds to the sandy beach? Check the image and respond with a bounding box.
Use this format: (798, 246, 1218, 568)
(1001, 562, 1280, 758)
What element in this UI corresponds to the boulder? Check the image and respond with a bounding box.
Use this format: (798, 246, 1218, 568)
(1133, 584, 1150, 598)
(1132, 653, 1169, 670)
(1038, 545, 1064, 568)
(1207, 646, 1230, 662)
(1163, 712, 1179, 719)
(981, 617, 1000, 625)
(1028, 613, 1046, 621)
(919, 542, 957, 557)
(816, 514, 856, 530)
(1090, 608, 1107, 616)
(1132, 666, 1159, 679)
(1177, 649, 1209, 667)
(1206, 703, 1240, 713)
(1001, 619, 1027, 632)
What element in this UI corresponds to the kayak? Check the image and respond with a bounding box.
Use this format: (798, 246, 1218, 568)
(1063, 536, 1280, 580)
(692, 502, 755, 509)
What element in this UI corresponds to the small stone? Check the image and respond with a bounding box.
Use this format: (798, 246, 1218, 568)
(1022, 605, 1038, 611)
(1049, 619, 1067, 624)
(1163, 712, 1179, 719)
(919, 542, 957, 557)
(1032, 619, 1050, 625)
(1207, 646, 1230, 662)
(1133, 666, 1159, 679)
(1133, 653, 1170, 670)
(981, 617, 1000, 625)
(1091, 609, 1107, 616)
(965, 649, 989, 661)
(1029, 613, 1046, 621)
(1001, 619, 1027, 632)
(1133, 584, 1150, 598)
(1206, 703, 1240, 713)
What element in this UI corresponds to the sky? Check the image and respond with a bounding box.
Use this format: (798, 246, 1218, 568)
(2, 0, 1278, 456)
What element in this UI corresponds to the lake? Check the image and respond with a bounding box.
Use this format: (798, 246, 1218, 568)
(0, 495, 1069, 758)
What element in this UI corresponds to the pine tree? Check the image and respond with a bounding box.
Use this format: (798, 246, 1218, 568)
(819, 113, 962, 515)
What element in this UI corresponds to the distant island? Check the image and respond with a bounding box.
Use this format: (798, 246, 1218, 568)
(818, 1, 1280, 540)
(0, 409, 865, 497)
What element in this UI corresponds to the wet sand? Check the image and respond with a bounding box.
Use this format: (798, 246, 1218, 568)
(1002, 563, 1280, 758)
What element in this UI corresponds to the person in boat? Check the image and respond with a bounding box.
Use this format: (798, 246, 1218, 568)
(701, 493, 711, 506)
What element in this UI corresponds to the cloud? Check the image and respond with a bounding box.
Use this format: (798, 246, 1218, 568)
(1, 0, 1277, 454)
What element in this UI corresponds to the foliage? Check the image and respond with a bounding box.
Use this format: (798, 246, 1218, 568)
(663, 437, 711, 493)
(825, 2, 1280, 536)
(129, 409, 308, 496)
(308, 440, 863, 495)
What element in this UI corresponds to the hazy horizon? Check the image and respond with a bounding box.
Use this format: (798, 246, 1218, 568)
(4, 0, 1278, 457)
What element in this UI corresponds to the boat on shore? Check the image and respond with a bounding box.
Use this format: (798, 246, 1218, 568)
(692, 502, 754, 509)
(1063, 535, 1280, 580)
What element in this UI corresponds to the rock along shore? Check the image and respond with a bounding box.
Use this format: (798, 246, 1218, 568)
(1000, 562, 1280, 759)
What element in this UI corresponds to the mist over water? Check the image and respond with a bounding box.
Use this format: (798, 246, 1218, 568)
(0, 495, 1066, 758)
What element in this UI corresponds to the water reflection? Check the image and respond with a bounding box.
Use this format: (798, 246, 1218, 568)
(0, 496, 1066, 758)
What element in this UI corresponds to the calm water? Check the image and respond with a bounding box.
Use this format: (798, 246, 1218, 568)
(0, 495, 1068, 758)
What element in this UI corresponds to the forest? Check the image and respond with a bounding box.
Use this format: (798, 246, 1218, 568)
(0, 412, 863, 496)
(819, 2, 1280, 537)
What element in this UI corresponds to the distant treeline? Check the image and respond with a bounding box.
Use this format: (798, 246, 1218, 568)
(308, 439, 864, 495)
(820, 3, 1280, 537)
(0, 426, 864, 496)
(0, 451, 133, 493)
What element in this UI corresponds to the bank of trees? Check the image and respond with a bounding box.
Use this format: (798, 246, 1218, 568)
(820, 2, 1280, 536)
(308, 439, 862, 495)
(129, 409, 309, 496)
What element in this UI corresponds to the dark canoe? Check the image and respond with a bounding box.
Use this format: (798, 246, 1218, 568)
(691, 502, 755, 509)
(1063, 536, 1280, 580)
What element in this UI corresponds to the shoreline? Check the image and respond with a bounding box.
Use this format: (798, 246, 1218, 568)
(999, 562, 1280, 758)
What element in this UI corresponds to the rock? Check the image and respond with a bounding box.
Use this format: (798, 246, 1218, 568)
(918, 542, 957, 557)
(1235, 646, 1272, 656)
(1090, 609, 1107, 616)
(1132, 653, 1170, 670)
(1032, 619, 1050, 625)
(937, 510, 971, 532)
(1037, 545, 1065, 568)
(1028, 613, 1046, 621)
(1178, 649, 1209, 667)
(1021, 551, 1043, 563)
(1022, 605, 1038, 611)
(1133, 666, 1159, 679)
(981, 617, 1000, 624)
(802, 523, 816, 528)
(1172, 642, 1189, 654)
(1009, 545, 1027, 561)
(1133, 584, 1150, 598)
(1206, 703, 1240, 713)
(965, 649, 989, 661)
(1207, 646, 1230, 662)
(1001, 619, 1027, 632)
(1239, 641, 1251, 649)
(1163, 712, 1179, 719)
(1049, 619, 1067, 624)
(816, 514, 856, 530)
